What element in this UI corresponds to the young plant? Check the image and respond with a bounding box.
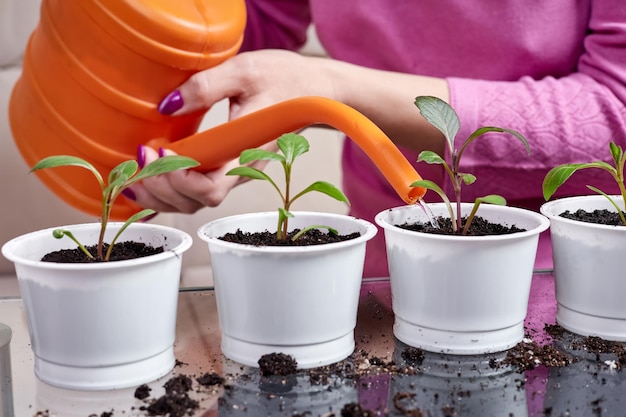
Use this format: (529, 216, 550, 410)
(226, 132, 349, 240)
(410, 96, 530, 234)
(542, 141, 626, 225)
(31, 154, 200, 261)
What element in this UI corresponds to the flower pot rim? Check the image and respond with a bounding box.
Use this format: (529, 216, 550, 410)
(375, 203, 550, 242)
(540, 195, 626, 231)
(197, 211, 377, 253)
(1, 222, 193, 270)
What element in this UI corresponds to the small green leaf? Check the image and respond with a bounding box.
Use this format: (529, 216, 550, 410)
(226, 166, 273, 181)
(291, 225, 339, 241)
(239, 148, 284, 164)
(417, 150, 446, 165)
(542, 162, 613, 200)
(108, 160, 138, 185)
(278, 208, 294, 219)
(277, 133, 310, 165)
(410, 179, 446, 198)
(30, 155, 94, 172)
(131, 155, 199, 183)
(610, 141, 623, 166)
(477, 195, 507, 206)
(293, 181, 350, 204)
(30, 155, 104, 187)
(414, 96, 460, 151)
(458, 127, 530, 167)
(460, 173, 476, 185)
(50, 229, 94, 259)
(276, 207, 294, 240)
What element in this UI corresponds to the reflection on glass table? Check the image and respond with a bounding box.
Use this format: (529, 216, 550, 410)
(1, 272, 625, 416)
(386, 339, 527, 417)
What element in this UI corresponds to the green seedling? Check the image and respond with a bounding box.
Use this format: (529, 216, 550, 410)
(542, 141, 626, 225)
(226, 132, 350, 240)
(410, 96, 530, 234)
(31, 154, 200, 260)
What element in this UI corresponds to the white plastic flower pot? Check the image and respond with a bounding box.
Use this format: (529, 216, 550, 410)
(197, 211, 377, 369)
(375, 203, 549, 354)
(1, 222, 192, 390)
(540, 195, 626, 340)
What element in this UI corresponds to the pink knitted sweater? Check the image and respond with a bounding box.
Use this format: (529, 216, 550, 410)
(242, 0, 626, 276)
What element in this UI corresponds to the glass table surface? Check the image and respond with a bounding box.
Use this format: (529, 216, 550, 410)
(2, 272, 625, 417)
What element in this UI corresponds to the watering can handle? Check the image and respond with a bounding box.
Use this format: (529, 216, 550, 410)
(154, 96, 425, 205)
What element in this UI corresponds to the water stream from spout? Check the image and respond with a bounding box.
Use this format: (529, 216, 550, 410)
(417, 199, 440, 229)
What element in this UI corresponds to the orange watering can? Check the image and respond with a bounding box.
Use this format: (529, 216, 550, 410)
(9, 0, 425, 220)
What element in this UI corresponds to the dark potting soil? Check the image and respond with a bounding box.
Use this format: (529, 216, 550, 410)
(40, 241, 164, 263)
(258, 352, 298, 376)
(219, 228, 361, 246)
(560, 208, 626, 226)
(398, 215, 526, 236)
(137, 375, 199, 417)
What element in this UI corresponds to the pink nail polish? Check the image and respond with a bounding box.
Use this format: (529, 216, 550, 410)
(137, 144, 146, 168)
(157, 90, 184, 115)
(158, 147, 165, 158)
(121, 188, 136, 201)
(141, 212, 159, 223)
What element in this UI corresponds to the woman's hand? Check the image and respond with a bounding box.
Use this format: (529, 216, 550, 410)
(130, 50, 335, 213)
(158, 50, 339, 118)
(126, 146, 248, 213)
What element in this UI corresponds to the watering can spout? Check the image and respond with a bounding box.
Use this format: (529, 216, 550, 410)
(9, 0, 425, 219)
(156, 96, 426, 207)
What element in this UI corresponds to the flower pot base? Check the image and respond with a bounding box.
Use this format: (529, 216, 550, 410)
(394, 318, 524, 355)
(221, 333, 355, 369)
(557, 304, 626, 342)
(34, 347, 175, 390)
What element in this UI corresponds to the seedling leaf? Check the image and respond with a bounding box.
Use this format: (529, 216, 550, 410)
(130, 155, 199, 183)
(277, 133, 310, 165)
(460, 173, 476, 185)
(31, 156, 104, 188)
(417, 150, 446, 165)
(542, 162, 612, 201)
(239, 148, 284, 164)
(291, 181, 350, 205)
(415, 96, 460, 151)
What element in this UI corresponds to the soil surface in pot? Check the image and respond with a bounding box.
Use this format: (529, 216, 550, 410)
(41, 241, 164, 263)
(560, 208, 626, 226)
(219, 228, 361, 246)
(398, 215, 526, 236)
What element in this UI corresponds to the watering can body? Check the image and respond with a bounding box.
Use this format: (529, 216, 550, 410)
(10, 0, 246, 218)
(10, 0, 423, 220)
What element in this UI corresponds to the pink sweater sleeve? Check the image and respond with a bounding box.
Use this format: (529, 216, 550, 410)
(448, 0, 626, 202)
(241, 0, 312, 51)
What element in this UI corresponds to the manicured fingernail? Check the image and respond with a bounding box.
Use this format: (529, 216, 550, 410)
(121, 188, 136, 201)
(158, 147, 165, 158)
(141, 212, 159, 223)
(158, 90, 184, 115)
(137, 144, 146, 168)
